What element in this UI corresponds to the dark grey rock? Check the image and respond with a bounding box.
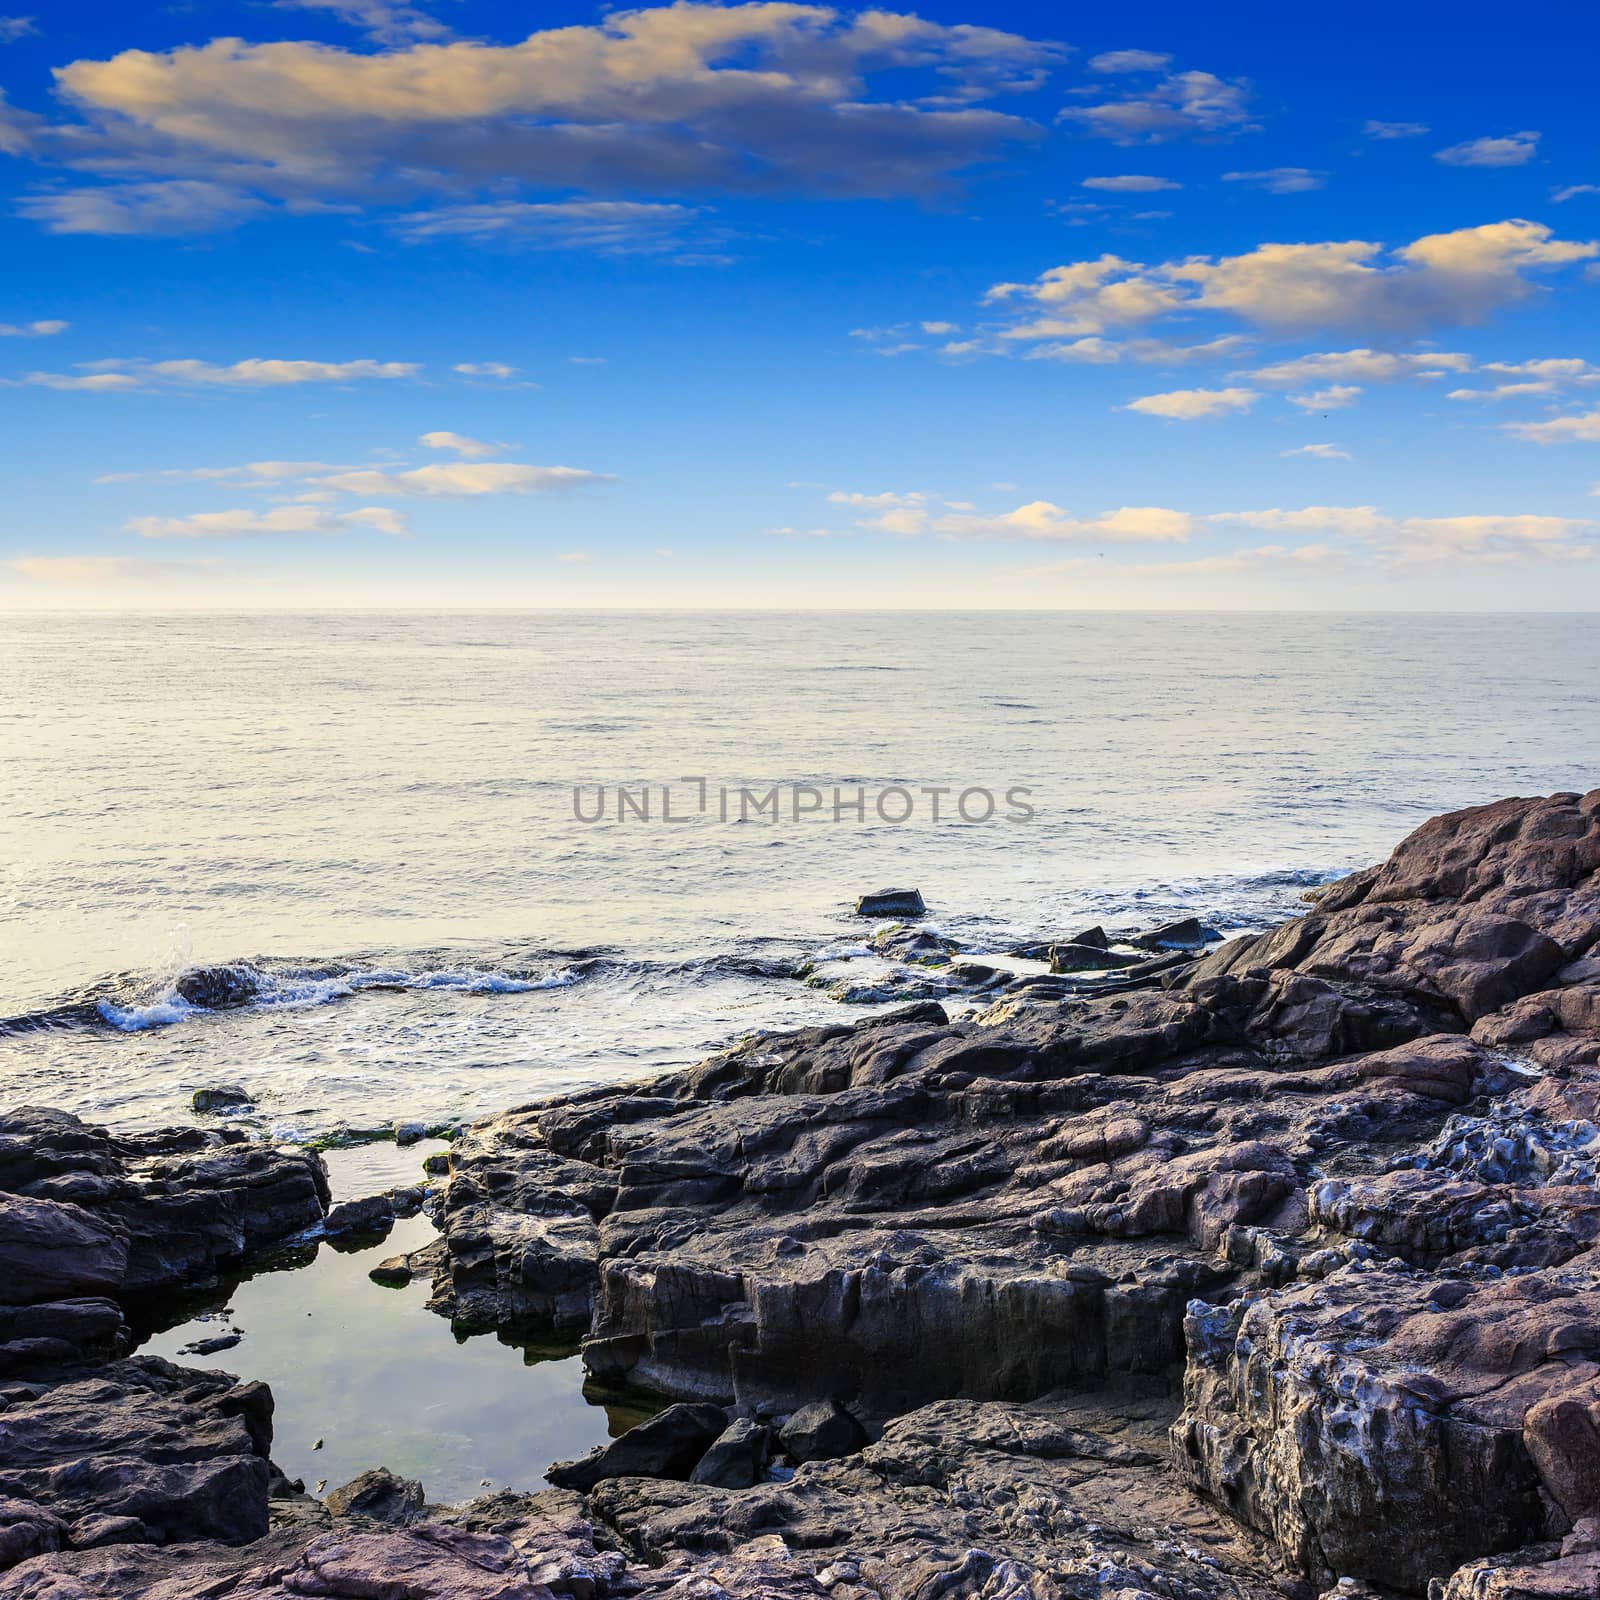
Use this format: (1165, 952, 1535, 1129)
(323, 1195, 396, 1240)
(854, 889, 926, 918)
(1047, 941, 1143, 973)
(323, 1467, 424, 1525)
(1130, 917, 1221, 952)
(778, 1400, 866, 1463)
(191, 1085, 254, 1114)
(690, 1418, 768, 1488)
(547, 1402, 728, 1491)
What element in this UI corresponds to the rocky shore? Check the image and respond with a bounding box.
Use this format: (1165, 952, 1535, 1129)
(3, 790, 1600, 1598)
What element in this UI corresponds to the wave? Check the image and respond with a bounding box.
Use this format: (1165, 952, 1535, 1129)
(1, 957, 586, 1038)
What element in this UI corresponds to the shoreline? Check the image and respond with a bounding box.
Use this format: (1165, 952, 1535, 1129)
(0, 788, 1597, 1596)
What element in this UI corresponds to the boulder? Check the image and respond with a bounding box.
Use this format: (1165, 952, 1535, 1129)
(324, 1195, 397, 1240)
(0, 1195, 127, 1306)
(546, 1403, 728, 1491)
(689, 1418, 769, 1488)
(778, 1400, 866, 1463)
(191, 1086, 254, 1114)
(1047, 942, 1142, 973)
(1131, 917, 1220, 952)
(0, 1358, 273, 1570)
(854, 889, 926, 918)
(323, 1467, 425, 1525)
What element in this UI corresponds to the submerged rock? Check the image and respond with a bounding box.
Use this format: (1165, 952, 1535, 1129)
(191, 1085, 254, 1114)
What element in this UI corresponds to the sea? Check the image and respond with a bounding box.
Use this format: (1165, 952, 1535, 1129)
(3, 609, 1597, 1136)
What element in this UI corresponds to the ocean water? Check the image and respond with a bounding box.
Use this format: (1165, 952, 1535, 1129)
(3, 609, 1597, 1137)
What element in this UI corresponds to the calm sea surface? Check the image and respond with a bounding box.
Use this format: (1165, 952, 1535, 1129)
(3, 610, 1597, 1136)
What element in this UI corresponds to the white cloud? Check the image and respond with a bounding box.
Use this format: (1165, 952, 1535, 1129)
(454, 362, 519, 379)
(827, 490, 929, 508)
(0, 318, 66, 337)
(11, 371, 141, 392)
(0, 15, 35, 42)
(1505, 411, 1600, 444)
(920, 321, 959, 334)
(1288, 385, 1362, 410)
(932, 502, 1195, 542)
(1125, 386, 1258, 419)
(1087, 50, 1172, 73)
(1435, 132, 1540, 168)
(420, 431, 502, 458)
(1222, 167, 1325, 194)
(1482, 357, 1600, 383)
(1081, 174, 1180, 192)
(1554, 184, 1600, 203)
(393, 200, 699, 253)
(19, 181, 267, 236)
(273, 0, 451, 46)
(1281, 443, 1351, 460)
(1060, 69, 1256, 142)
(317, 462, 610, 497)
(95, 460, 339, 485)
(557, 551, 591, 563)
(1363, 120, 1429, 139)
(125, 506, 406, 539)
(1023, 333, 1252, 365)
(14, 357, 417, 390)
(1216, 504, 1594, 562)
(1022, 335, 1124, 363)
(986, 222, 1598, 341)
(1247, 348, 1472, 385)
(25, 8, 1061, 235)
(1446, 382, 1557, 401)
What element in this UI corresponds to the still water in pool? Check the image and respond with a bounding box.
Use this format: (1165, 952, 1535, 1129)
(134, 1146, 653, 1506)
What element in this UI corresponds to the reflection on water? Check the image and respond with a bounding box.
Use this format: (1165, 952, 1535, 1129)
(133, 1146, 651, 1506)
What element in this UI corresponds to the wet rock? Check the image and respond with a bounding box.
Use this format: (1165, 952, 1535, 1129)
(867, 925, 958, 963)
(323, 1194, 397, 1240)
(191, 1085, 254, 1114)
(547, 1402, 728, 1491)
(1048, 941, 1143, 972)
(369, 1255, 415, 1287)
(1131, 917, 1221, 952)
(394, 1121, 428, 1146)
(323, 1467, 425, 1525)
(180, 1332, 242, 1356)
(175, 968, 261, 1010)
(854, 889, 926, 918)
(0, 1106, 329, 1299)
(689, 1418, 769, 1488)
(778, 1399, 866, 1463)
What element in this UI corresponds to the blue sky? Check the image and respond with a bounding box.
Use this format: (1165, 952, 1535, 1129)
(2, 0, 1598, 608)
